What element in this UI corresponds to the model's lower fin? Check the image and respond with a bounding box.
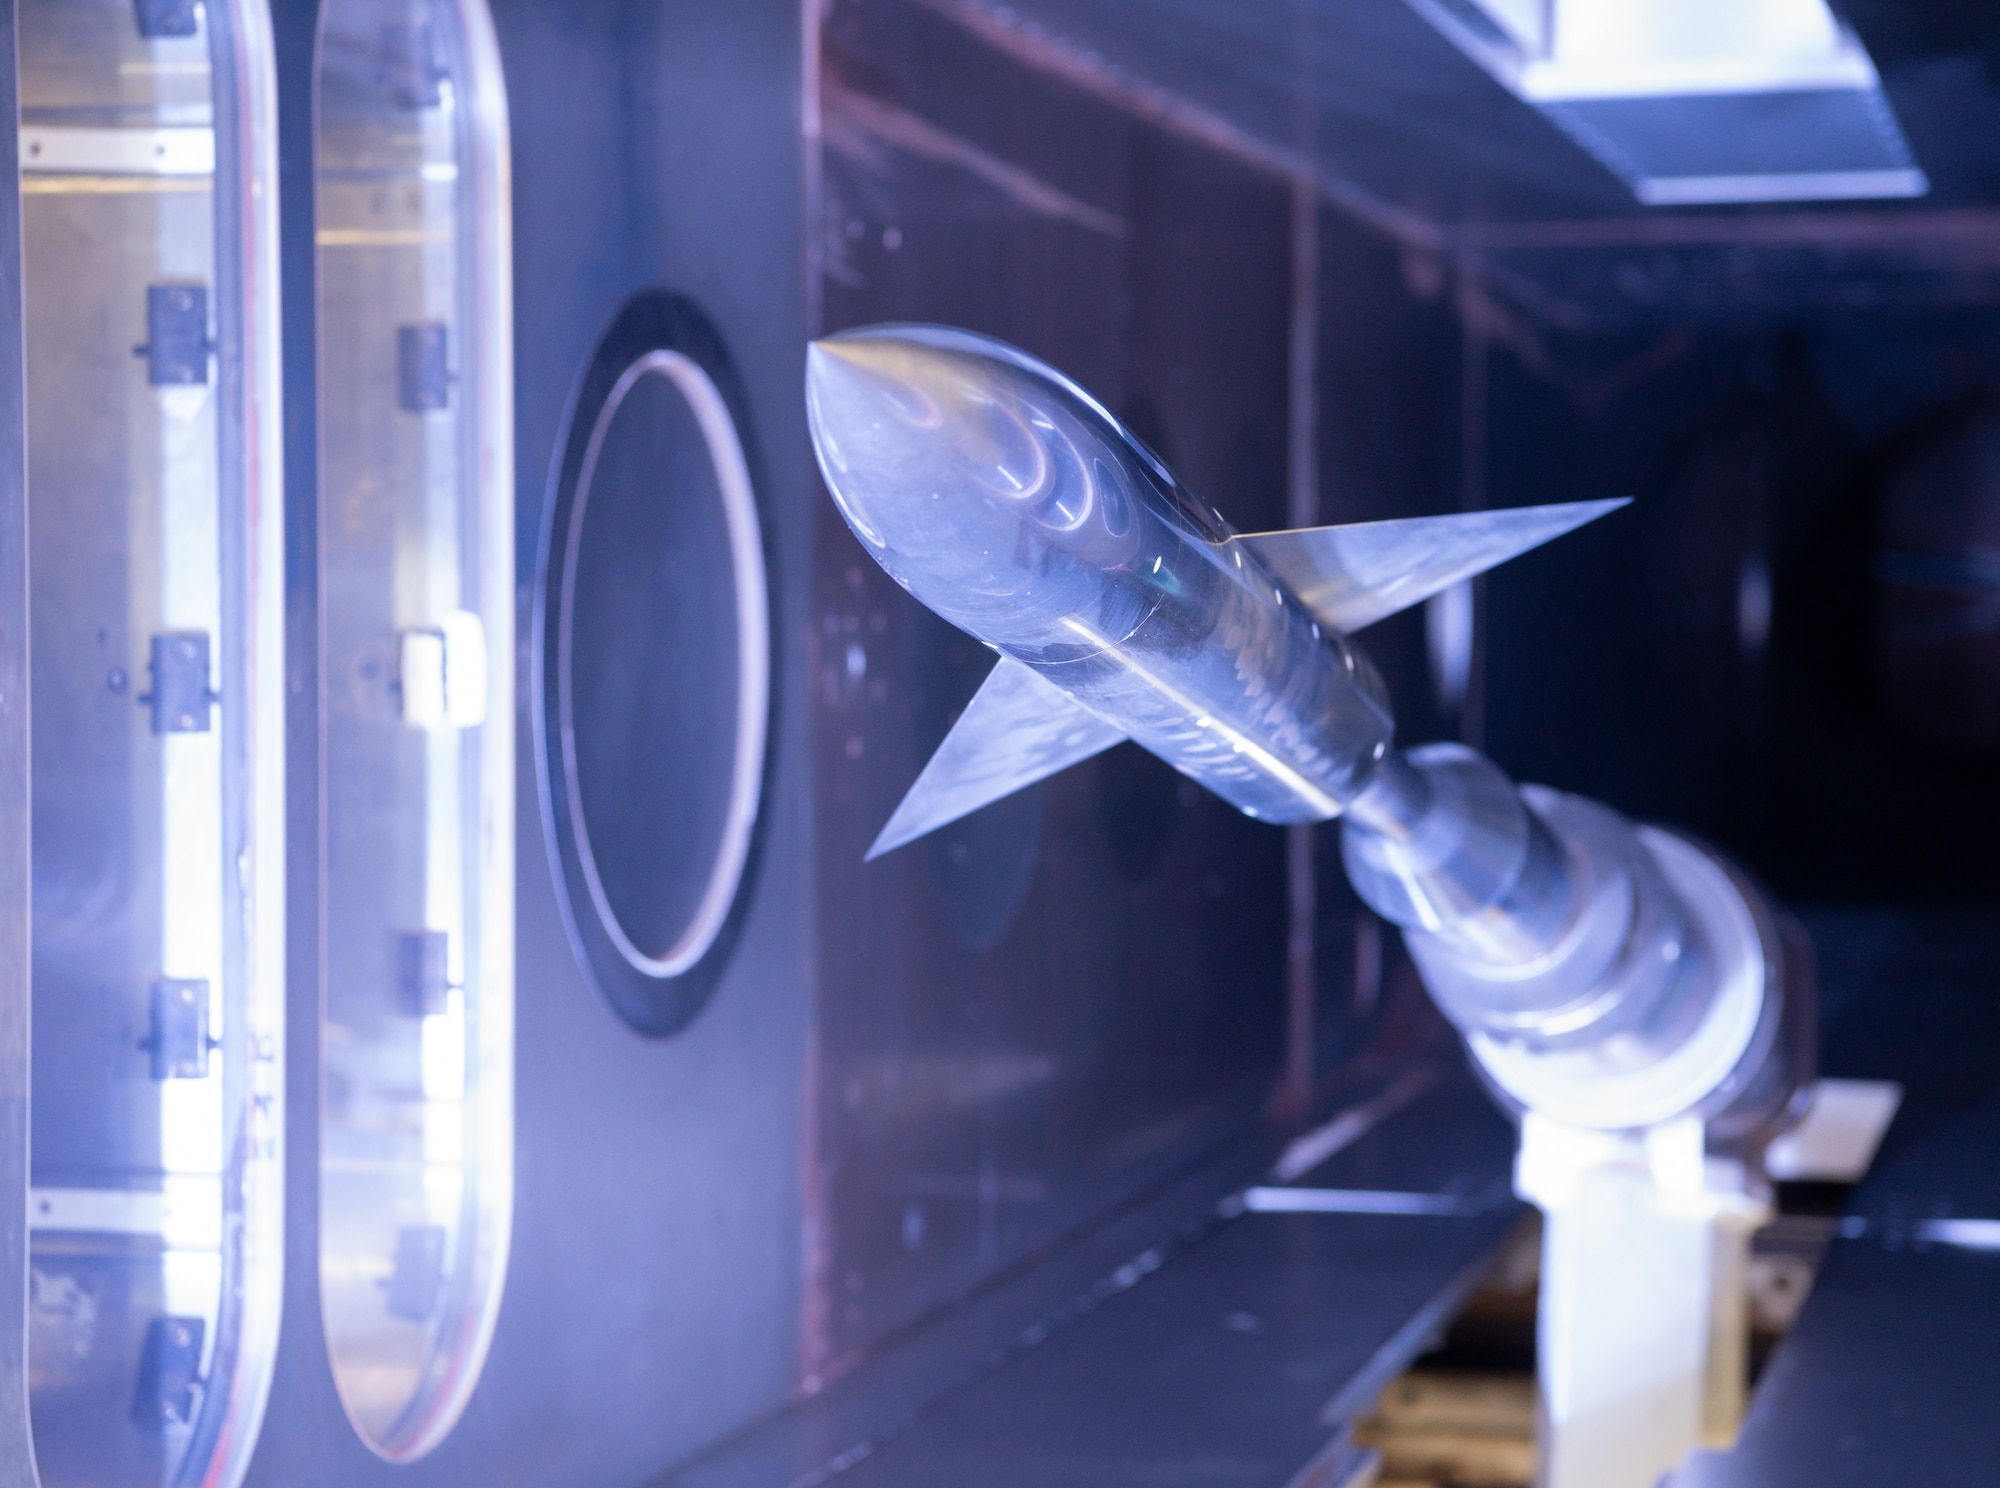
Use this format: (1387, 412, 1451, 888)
(1236, 498, 1628, 635)
(867, 656, 1127, 860)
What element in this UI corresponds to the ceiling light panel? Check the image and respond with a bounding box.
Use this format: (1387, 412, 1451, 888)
(1407, 0, 1927, 204)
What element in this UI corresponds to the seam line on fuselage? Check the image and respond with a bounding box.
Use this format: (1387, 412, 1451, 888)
(1055, 616, 1341, 816)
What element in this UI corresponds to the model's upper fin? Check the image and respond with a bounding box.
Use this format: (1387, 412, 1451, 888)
(1236, 498, 1629, 635)
(868, 656, 1127, 861)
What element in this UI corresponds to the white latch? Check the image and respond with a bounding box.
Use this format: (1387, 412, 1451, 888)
(400, 610, 487, 730)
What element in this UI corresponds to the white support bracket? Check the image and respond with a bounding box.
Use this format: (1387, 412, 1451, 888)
(1517, 1113, 1771, 1488)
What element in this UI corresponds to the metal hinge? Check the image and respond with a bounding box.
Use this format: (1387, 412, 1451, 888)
(133, 0, 199, 41)
(134, 284, 212, 386)
(139, 632, 215, 734)
(397, 929, 454, 1018)
(398, 322, 451, 412)
(143, 979, 215, 1081)
(133, 1315, 206, 1427)
(385, 1224, 448, 1321)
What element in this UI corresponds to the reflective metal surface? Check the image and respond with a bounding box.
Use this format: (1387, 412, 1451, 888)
(19, 0, 287, 1483)
(1239, 499, 1626, 635)
(867, 657, 1124, 859)
(313, 0, 513, 1457)
(810, 326, 1397, 827)
(810, 328, 1623, 858)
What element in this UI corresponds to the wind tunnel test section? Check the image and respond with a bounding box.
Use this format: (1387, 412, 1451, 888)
(806, 323, 1811, 1488)
(6, 2, 2000, 1488)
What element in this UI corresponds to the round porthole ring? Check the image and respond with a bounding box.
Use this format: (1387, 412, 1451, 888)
(535, 292, 776, 1036)
(561, 351, 768, 979)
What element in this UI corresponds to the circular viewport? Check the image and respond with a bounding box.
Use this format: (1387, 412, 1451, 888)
(540, 297, 770, 1034)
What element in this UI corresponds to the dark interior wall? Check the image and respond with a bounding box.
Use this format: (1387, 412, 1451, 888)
(1305, 208, 1465, 1082)
(1299, 194, 2000, 1120)
(808, 0, 1305, 1381)
(1312, 213, 1462, 739)
(1480, 329, 1780, 833)
(248, 2, 816, 1485)
(1479, 309, 2000, 906)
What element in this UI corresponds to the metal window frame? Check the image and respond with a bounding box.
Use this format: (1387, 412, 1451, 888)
(0, 1, 31, 1477)
(3, 0, 289, 1481)
(307, 0, 515, 1460)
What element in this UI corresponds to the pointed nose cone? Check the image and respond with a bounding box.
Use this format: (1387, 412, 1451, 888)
(806, 326, 1135, 615)
(805, 324, 1171, 662)
(804, 337, 925, 474)
(806, 330, 1056, 552)
(803, 335, 947, 553)
(803, 340, 875, 536)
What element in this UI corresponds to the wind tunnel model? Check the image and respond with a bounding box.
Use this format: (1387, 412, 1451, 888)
(807, 325, 1816, 1488)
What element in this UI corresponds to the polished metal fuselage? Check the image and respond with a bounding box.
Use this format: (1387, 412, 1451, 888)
(807, 327, 1394, 823)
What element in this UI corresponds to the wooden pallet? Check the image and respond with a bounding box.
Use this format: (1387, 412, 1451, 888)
(1353, 1370, 1536, 1488)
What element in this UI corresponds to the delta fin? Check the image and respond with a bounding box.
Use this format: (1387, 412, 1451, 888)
(868, 656, 1127, 861)
(1236, 498, 1629, 635)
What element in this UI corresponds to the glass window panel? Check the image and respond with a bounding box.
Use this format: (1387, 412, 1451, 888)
(313, 0, 513, 1460)
(17, 2, 286, 1486)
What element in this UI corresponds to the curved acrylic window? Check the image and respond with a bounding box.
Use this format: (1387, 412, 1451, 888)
(313, 0, 513, 1459)
(17, 2, 286, 1487)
